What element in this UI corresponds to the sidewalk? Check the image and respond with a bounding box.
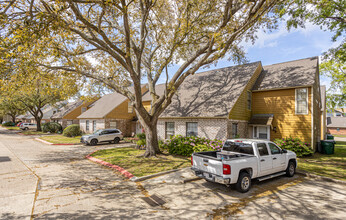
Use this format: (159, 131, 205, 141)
(0, 139, 38, 219)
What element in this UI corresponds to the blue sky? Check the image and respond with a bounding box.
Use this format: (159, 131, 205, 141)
(158, 21, 338, 90)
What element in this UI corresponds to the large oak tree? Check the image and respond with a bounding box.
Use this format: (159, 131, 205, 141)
(1, 0, 284, 156)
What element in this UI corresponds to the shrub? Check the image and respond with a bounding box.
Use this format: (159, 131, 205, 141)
(274, 137, 313, 157)
(2, 121, 15, 126)
(42, 122, 62, 133)
(136, 133, 146, 140)
(160, 135, 224, 156)
(63, 124, 82, 137)
(136, 139, 146, 149)
(124, 137, 139, 143)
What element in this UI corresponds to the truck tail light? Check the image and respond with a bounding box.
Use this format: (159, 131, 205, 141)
(191, 156, 193, 165)
(223, 164, 231, 175)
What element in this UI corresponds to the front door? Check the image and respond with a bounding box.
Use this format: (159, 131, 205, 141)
(256, 143, 272, 176)
(268, 143, 286, 172)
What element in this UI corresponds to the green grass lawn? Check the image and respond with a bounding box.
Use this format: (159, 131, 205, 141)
(92, 148, 191, 177)
(297, 141, 346, 181)
(333, 134, 346, 138)
(39, 135, 82, 144)
(3, 126, 21, 130)
(21, 130, 46, 135)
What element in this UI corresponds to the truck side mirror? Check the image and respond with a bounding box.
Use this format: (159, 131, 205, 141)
(282, 149, 287, 153)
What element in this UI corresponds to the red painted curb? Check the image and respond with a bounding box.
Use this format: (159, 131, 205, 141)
(85, 150, 135, 179)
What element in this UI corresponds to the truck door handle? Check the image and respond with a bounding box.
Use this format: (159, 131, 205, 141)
(273, 157, 277, 160)
(260, 159, 265, 162)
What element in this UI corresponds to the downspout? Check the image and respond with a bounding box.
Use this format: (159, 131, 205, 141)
(311, 86, 314, 149)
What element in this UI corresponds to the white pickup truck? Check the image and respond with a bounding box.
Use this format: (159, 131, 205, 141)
(191, 139, 297, 193)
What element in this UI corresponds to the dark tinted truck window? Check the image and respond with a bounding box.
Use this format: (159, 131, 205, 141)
(222, 141, 254, 155)
(257, 143, 269, 156)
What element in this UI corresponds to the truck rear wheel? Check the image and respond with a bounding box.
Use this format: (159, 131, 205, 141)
(236, 172, 251, 193)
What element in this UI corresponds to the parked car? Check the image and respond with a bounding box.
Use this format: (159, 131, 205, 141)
(191, 139, 297, 193)
(16, 122, 23, 127)
(20, 123, 37, 130)
(80, 129, 123, 146)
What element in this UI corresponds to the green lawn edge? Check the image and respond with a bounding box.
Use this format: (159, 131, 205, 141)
(92, 147, 191, 177)
(39, 135, 81, 144)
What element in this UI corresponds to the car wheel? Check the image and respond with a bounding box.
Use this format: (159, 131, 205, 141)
(236, 172, 251, 193)
(24, 127, 28, 130)
(90, 139, 98, 146)
(113, 137, 120, 144)
(286, 161, 295, 177)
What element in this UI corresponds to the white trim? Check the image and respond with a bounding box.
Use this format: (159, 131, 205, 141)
(295, 88, 309, 115)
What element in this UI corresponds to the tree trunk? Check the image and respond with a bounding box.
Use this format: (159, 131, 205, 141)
(11, 115, 16, 123)
(143, 119, 160, 157)
(35, 117, 42, 131)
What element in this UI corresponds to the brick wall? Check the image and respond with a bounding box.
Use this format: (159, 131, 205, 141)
(327, 127, 346, 135)
(157, 118, 228, 140)
(227, 120, 249, 138)
(105, 118, 134, 137)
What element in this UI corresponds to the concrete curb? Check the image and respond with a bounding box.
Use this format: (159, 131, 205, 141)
(85, 150, 135, 179)
(130, 169, 181, 182)
(296, 170, 346, 185)
(34, 138, 81, 146)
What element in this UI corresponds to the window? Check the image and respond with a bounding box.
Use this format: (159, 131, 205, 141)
(128, 101, 133, 113)
(232, 123, 238, 138)
(165, 122, 175, 139)
(253, 126, 257, 138)
(258, 126, 268, 139)
(247, 91, 251, 110)
(86, 120, 89, 131)
(186, 122, 198, 137)
(81, 107, 87, 113)
(257, 143, 269, 156)
(295, 88, 308, 114)
(93, 120, 96, 132)
(268, 143, 281, 154)
(223, 141, 254, 155)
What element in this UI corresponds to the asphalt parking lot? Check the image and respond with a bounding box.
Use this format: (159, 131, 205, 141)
(0, 127, 345, 219)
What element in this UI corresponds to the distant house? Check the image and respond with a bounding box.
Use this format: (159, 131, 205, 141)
(327, 108, 346, 117)
(327, 117, 346, 135)
(18, 102, 67, 124)
(77, 86, 148, 136)
(51, 99, 98, 128)
(154, 57, 323, 150)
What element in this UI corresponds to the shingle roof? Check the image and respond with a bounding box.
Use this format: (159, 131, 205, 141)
(327, 117, 346, 128)
(142, 84, 166, 102)
(77, 92, 128, 119)
(252, 57, 318, 91)
(160, 62, 261, 118)
(51, 100, 84, 119)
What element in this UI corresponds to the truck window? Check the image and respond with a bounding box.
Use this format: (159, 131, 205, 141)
(257, 143, 269, 156)
(268, 143, 281, 154)
(223, 141, 254, 155)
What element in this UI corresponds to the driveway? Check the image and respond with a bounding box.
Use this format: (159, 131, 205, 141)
(0, 127, 345, 219)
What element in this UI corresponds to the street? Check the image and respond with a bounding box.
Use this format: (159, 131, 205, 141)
(0, 127, 345, 219)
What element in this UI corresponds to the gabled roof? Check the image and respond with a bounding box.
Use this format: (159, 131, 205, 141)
(327, 117, 346, 128)
(51, 100, 84, 119)
(77, 92, 128, 119)
(161, 62, 261, 118)
(26, 101, 67, 120)
(252, 57, 318, 91)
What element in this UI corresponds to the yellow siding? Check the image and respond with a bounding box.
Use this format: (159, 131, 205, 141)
(142, 101, 151, 112)
(105, 100, 136, 119)
(252, 88, 312, 144)
(229, 63, 262, 120)
(63, 100, 97, 120)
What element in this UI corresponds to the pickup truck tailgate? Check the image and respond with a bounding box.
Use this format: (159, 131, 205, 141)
(193, 155, 223, 176)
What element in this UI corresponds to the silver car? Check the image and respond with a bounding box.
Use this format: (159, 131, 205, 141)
(20, 123, 37, 130)
(80, 129, 123, 146)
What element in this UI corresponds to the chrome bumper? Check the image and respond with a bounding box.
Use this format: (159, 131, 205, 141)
(191, 167, 230, 184)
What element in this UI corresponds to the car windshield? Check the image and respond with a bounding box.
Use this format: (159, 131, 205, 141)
(93, 130, 103, 135)
(222, 141, 254, 155)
